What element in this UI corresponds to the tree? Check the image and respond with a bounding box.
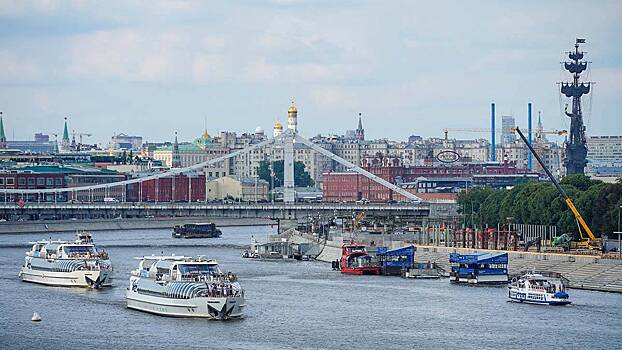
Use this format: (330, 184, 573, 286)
(257, 160, 314, 189)
(560, 174, 599, 191)
(456, 178, 622, 239)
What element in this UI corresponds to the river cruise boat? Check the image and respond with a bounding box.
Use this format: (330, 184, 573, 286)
(172, 223, 222, 239)
(449, 252, 508, 284)
(126, 255, 244, 319)
(19, 232, 112, 288)
(508, 272, 571, 305)
(339, 244, 380, 275)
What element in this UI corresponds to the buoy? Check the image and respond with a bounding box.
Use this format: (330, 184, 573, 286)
(31, 312, 41, 322)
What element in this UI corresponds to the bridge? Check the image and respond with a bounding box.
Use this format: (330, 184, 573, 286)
(0, 202, 430, 222)
(0, 108, 444, 225)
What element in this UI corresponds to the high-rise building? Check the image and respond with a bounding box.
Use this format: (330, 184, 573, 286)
(34, 133, 49, 142)
(587, 135, 622, 178)
(501, 115, 516, 144)
(109, 133, 143, 150)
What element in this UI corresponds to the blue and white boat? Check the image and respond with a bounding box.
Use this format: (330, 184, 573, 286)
(126, 255, 245, 320)
(508, 272, 571, 305)
(449, 252, 508, 284)
(19, 232, 112, 288)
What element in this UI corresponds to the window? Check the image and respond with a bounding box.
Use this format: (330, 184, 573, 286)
(55, 178, 62, 185)
(28, 178, 35, 186)
(0, 178, 3, 185)
(46, 178, 54, 186)
(37, 177, 45, 186)
(6, 178, 14, 185)
(18, 178, 26, 186)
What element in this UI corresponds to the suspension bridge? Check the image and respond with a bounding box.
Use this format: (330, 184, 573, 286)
(0, 126, 449, 223)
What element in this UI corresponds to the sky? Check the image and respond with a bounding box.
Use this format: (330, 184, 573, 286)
(0, 0, 620, 146)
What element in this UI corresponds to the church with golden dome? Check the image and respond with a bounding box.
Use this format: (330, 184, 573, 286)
(273, 120, 283, 138)
(287, 100, 297, 132)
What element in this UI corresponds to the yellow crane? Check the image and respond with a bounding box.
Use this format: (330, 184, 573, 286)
(354, 212, 366, 229)
(513, 127, 602, 251)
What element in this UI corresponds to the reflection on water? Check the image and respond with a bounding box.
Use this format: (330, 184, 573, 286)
(1, 226, 620, 350)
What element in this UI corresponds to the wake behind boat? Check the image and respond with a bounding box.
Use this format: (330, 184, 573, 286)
(508, 272, 571, 305)
(19, 232, 112, 289)
(126, 255, 244, 320)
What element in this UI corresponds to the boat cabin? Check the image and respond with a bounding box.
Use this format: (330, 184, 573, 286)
(449, 252, 508, 284)
(28, 240, 103, 260)
(376, 245, 416, 276)
(134, 256, 237, 283)
(340, 244, 381, 275)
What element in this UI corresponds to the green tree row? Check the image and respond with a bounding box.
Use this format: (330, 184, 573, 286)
(457, 174, 622, 239)
(256, 160, 315, 189)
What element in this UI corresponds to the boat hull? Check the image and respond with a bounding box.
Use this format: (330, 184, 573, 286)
(341, 267, 380, 275)
(450, 273, 507, 284)
(126, 288, 244, 319)
(19, 267, 112, 288)
(508, 289, 571, 305)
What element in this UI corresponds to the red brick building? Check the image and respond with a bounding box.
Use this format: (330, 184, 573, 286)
(322, 156, 404, 202)
(126, 174, 206, 202)
(322, 159, 532, 203)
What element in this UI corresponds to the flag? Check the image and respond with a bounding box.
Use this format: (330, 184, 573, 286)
(17, 198, 25, 208)
(576, 38, 586, 44)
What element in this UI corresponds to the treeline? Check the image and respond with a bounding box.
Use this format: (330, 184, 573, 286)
(457, 175, 622, 239)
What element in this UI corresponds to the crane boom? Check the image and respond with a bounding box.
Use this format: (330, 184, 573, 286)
(513, 127, 599, 245)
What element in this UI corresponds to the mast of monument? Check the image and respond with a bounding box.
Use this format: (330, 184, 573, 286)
(560, 38, 592, 175)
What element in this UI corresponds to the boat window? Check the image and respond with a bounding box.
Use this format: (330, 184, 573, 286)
(178, 264, 219, 275)
(346, 246, 366, 253)
(63, 245, 95, 255)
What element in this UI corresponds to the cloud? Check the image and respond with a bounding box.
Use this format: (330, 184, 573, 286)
(0, 51, 42, 81)
(311, 86, 359, 109)
(66, 27, 230, 83)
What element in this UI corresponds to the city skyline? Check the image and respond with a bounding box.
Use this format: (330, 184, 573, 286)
(1, 1, 621, 144)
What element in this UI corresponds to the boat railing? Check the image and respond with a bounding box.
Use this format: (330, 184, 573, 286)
(195, 285, 244, 298)
(179, 272, 238, 283)
(64, 251, 109, 260)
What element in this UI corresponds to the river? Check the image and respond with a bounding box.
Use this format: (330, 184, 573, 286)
(1, 226, 620, 350)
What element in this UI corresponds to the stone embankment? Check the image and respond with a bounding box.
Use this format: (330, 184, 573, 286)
(287, 233, 622, 293)
(0, 217, 274, 234)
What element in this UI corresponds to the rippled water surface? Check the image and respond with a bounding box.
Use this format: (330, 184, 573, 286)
(1, 226, 620, 350)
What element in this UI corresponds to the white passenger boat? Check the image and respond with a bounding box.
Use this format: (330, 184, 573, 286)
(19, 232, 112, 288)
(508, 272, 571, 305)
(126, 255, 245, 320)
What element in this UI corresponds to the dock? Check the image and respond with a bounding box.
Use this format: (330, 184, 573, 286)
(284, 232, 622, 293)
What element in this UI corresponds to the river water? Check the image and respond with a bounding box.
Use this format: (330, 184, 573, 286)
(1, 226, 620, 350)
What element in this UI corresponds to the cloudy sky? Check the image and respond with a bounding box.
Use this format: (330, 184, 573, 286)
(1, 0, 620, 145)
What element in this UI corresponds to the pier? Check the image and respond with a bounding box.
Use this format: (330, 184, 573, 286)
(284, 231, 622, 293)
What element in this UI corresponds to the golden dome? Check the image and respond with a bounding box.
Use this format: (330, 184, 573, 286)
(274, 121, 283, 130)
(201, 129, 210, 139)
(288, 103, 297, 114)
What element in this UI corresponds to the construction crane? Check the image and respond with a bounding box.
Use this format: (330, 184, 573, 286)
(72, 131, 93, 144)
(513, 126, 602, 251)
(354, 212, 366, 229)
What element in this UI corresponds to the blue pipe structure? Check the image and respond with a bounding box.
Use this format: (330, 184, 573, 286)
(491, 103, 496, 161)
(528, 102, 532, 170)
